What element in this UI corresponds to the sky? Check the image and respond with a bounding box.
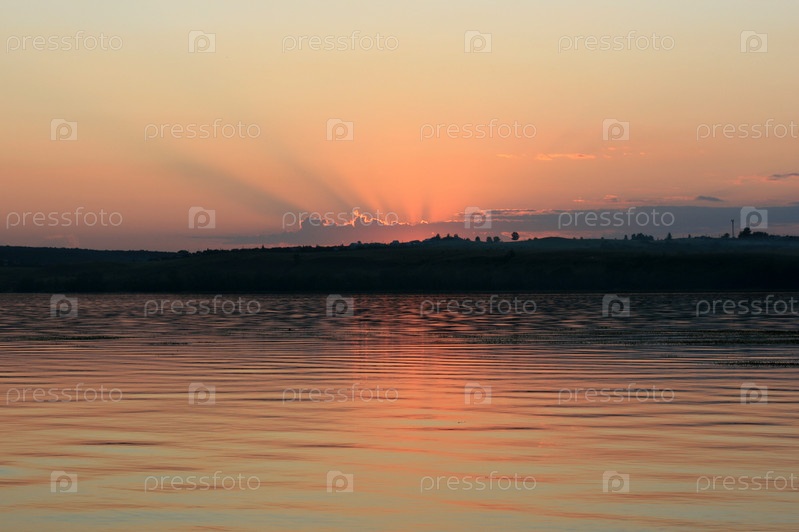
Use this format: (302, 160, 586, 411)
(2, 0, 799, 250)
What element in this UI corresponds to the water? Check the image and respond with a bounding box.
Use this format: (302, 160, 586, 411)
(2, 293, 799, 531)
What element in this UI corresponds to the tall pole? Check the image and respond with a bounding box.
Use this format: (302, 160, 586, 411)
(731, 219, 735, 238)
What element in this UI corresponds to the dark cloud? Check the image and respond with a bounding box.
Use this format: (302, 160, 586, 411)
(696, 195, 723, 202)
(219, 205, 799, 247)
(769, 172, 799, 180)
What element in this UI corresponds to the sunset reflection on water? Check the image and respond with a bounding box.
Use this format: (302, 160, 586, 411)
(2, 293, 799, 531)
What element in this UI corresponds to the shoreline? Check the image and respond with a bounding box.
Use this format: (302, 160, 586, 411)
(2, 237, 798, 293)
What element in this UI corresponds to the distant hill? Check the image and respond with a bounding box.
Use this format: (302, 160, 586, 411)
(0, 246, 177, 266)
(1, 237, 798, 292)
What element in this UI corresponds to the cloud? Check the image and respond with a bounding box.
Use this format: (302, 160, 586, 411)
(736, 172, 799, 184)
(537, 153, 596, 161)
(696, 195, 723, 202)
(769, 172, 799, 181)
(483, 208, 547, 222)
(197, 204, 799, 248)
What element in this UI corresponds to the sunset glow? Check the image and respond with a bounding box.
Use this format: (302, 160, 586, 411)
(3, 1, 799, 249)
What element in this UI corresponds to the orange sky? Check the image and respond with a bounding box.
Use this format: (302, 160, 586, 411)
(2, 1, 799, 249)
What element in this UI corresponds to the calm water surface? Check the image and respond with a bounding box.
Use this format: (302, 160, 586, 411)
(2, 293, 799, 531)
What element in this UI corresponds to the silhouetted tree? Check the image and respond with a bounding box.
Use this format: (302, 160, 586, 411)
(739, 227, 769, 239)
(511, 231, 519, 241)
